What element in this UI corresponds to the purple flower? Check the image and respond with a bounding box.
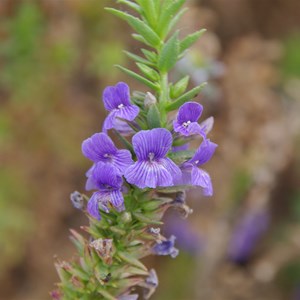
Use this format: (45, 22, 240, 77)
(152, 235, 179, 258)
(87, 163, 124, 220)
(228, 210, 270, 264)
(173, 102, 205, 137)
(102, 82, 139, 131)
(179, 139, 217, 196)
(124, 128, 181, 188)
(82, 132, 133, 174)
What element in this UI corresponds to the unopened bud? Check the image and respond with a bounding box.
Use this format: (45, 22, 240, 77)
(120, 211, 132, 224)
(144, 92, 157, 108)
(70, 191, 84, 210)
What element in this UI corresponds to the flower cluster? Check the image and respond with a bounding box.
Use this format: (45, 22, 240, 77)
(53, 2, 218, 298)
(82, 82, 217, 221)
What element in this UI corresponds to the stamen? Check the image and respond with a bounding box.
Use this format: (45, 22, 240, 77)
(118, 104, 124, 109)
(183, 120, 191, 127)
(148, 152, 155, 162)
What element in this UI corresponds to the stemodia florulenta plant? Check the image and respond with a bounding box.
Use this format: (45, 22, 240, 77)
(52, 1, 217, 299)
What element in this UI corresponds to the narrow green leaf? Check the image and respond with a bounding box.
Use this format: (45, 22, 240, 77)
(132, 33, 151, 47)
(136, 0, 157, 27)
(141, 48, 157, 63)
(118, 252, 148, 271)
(117, 0, 141, 13)
(180, 29, 206, 53)
(133, 212, 163, 225)
(170, 75, 189, 98)
(166, 8, 188, 37)
(105, 8, 161, 47)
(166, 83, 207, 111)
(158, 31, 179, 72)
(124, 50, 155, 67)
(116, 65, 159, 91)
(147, 104, 161, 128)
(157, 0, 185, 38)
(136, 63, 160, 81)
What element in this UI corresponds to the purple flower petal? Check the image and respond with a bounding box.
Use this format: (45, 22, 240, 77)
(173, 102, 204, 136)
(177, 102, 203, 124)
(125, 161, 173, 189)
(110, 190, 125, 211)
(114, 105, 140, 121)
(102, 82, 139, 131)
(87, 192, 103, 220)
(189, 139, 217, 166)
(102, 112, 116, 132)
(82, 133, 117, 162)
(113, 149, 134, 174)
(161, 157, 182, 182)
(82, 133, 133, 174)
(152, 235, 179, 258)
(132, 128, 172, 160)
(92, 163, 123, 190)
(191, 167, 213, 196)
(103, 82, 130, 110)
(85, 165, 98, 191)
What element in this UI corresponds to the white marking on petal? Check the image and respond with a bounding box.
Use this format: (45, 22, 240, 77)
(182, 120, 191, 127)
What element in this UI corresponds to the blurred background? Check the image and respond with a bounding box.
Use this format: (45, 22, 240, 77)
(0, 0, 299, 299)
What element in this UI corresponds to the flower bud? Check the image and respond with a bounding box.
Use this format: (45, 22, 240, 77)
(144, 92, 157, 108)
(70, 191, 84, 210)
(120, 211, 132, 224)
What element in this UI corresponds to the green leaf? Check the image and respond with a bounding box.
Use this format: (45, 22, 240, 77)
(157, 0, 185, 38)
(147, 104, 161, 128)
(180, 29, 206, 53)
(116, 65, 159, 91)
(141, 48, 157, 63)
(133, 212, 163, 225)
(166, 8, 188, 36)
(117, 0, 141, 13)
(166, 82, 207, 111)
(136, 63, 160, 81)
(132, 33, 152, 47)
(158, 31, 179, 72)
(170, 75, 189, 98)
(136, 0, 157, 28)
(118, 251, 148, 271)
(124, 50, 155, 67)
(105, 8, 161, 47)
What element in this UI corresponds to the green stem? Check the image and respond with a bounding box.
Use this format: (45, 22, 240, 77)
(158, 72, 169, 125)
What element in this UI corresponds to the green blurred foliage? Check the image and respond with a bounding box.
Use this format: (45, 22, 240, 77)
(281, 34, 300, 79)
